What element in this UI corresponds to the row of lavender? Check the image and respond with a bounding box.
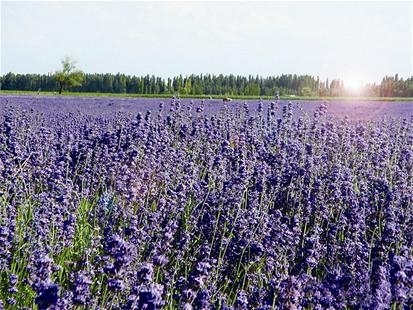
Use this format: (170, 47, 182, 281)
(0, 97, 412, 309)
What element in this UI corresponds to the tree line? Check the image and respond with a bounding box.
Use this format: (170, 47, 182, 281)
(1, 71, 412, 97)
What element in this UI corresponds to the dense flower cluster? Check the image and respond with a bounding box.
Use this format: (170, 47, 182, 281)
(0, 95, 412, 309)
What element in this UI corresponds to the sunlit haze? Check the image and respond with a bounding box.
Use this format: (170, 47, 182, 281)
(344, 75, 365, 93)
(1, 1, 412, 85)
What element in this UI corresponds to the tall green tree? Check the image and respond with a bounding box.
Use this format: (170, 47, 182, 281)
(54, 56, 84, 94)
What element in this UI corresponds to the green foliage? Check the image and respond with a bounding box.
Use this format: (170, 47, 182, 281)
(54, 56, 84, 94)
(300, 86, 314, 97)
(244, 82, 260, 96)
(1, 70, 413, 97)
(0, 196, 100, 308)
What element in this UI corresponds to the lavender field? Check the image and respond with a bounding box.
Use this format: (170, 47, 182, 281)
(0, 95, 413, 309)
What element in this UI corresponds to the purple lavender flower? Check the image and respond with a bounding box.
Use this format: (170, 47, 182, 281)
(1, 95, 413, 308)
(235, 290, 249, 309)
(103, 233, 134, 275)
(72, 270, 93, 305)
(137, 283, 165, 309)
(34, 281, 60, 310)
(108, 278, 125, 292)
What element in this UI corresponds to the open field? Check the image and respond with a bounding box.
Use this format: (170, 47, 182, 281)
(1, 94, 412, 121)
(0, 95, 412, 308)
(1, 90, 413, 102)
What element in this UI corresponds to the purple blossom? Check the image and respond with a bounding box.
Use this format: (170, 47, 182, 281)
(34, 282, 60, 310)
(137, 283, 165, 309)
(1, 96, 413, 308)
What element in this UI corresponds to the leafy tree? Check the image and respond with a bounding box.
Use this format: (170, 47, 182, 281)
(300, 86, 313, 97)
(2, 70, 413, 97)
(54, 56, 84, 94)
(2, 72, 16, 90)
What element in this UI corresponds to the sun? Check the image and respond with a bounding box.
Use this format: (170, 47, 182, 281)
(344, 76, 364, 94)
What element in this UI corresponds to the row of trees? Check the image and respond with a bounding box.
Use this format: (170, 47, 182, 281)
(1, 58, 412, 97)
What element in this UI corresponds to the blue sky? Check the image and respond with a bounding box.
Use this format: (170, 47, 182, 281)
(1, 1, 412, 84)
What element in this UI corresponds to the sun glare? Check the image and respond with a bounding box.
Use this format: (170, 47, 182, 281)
(345, 77, 364, 93)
